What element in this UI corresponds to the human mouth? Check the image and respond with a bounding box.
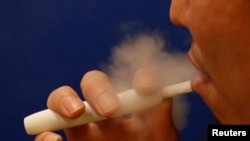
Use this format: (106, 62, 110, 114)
(188, 49, 211, 93)
(191, 70, 211, 93)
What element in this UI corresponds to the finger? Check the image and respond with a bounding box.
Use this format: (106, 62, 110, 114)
(47, 86, 85, 118)
(80, 70, 119, 117)
(133, 68, 162, 95)
(34, 132, 62, 141)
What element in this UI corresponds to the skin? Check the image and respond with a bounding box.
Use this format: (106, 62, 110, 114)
(170, 0, 250, 123)
(35, 69, 179, 141)
(35, 0, 250, 140)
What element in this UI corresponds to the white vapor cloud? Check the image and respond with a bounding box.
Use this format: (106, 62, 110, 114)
(101, 32, 195, 131)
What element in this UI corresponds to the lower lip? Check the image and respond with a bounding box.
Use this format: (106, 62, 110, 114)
(191, 70, 211, 93)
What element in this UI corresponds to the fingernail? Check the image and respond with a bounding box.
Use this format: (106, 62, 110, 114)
(63, 96, 83, 115)
(43, 134, 61, 141)
(96, 93, 119, 116)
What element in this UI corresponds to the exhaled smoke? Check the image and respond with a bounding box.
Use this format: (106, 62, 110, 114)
(101, 32, 195, 131)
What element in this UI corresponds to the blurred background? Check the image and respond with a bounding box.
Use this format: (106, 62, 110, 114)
(0, 0, 218, 140)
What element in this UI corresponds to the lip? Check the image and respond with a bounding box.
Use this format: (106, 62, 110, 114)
(188, 49, 212, 93)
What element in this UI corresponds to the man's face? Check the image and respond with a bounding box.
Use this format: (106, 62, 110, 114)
(170, 0, 250, 123)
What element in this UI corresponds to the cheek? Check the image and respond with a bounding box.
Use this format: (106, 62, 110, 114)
(188, 0, 250, 108)
(188, 0, 250, 52)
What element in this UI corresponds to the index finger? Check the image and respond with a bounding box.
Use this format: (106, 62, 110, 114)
(47, 86, 85, 119)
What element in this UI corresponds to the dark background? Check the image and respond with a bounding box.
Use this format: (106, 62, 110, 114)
(0, 0, 218, 140)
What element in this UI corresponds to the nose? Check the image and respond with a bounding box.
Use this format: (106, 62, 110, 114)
(169, 0, 190, 27)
